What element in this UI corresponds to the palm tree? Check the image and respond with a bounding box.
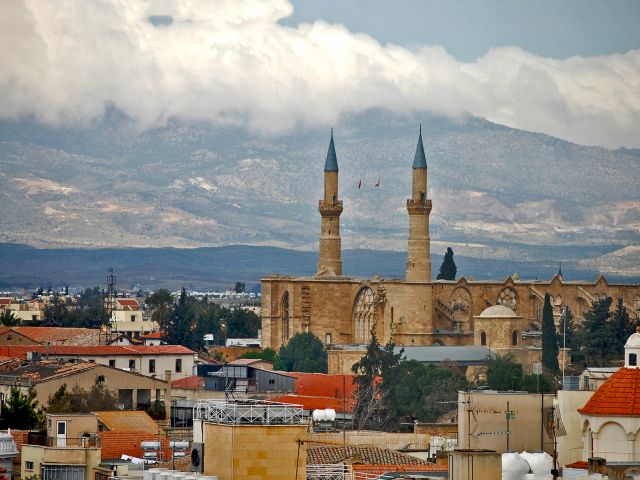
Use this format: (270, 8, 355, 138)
(146, 289, 174, 332)
(0, 310, 21, 326)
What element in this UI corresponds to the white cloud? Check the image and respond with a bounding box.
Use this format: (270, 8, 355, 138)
(1, 0, 639, 147)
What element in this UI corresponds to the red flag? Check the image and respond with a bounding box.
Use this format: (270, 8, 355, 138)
(374, 177, 380, 187)
(357, 179, 362, 189)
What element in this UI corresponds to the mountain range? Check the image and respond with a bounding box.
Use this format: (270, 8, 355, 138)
(0, 109, 638, 281)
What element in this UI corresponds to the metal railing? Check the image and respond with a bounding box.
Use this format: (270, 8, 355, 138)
(307, 464, 353, 480)
(193, 399, 304, 425)
(26, 434, 100, 448)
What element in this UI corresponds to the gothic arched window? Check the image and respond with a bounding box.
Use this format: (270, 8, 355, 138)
(480, 331, 487, 346)
(353, 287, 375, 343)
(281, 291, 290, 343)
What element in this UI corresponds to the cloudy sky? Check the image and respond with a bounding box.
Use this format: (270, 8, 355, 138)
(1, 0, 639, 147)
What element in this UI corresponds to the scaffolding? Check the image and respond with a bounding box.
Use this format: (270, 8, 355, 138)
(192, 399, 304, 426)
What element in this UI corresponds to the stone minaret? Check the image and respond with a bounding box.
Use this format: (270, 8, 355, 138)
(317, 129, 343, 276)
(406, 126, 432, 282)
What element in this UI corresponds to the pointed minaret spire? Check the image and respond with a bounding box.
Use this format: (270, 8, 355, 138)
(324, 128, 339, 172)
(406, 126, 432, 282)
(317, 129, 343, 276)
(413, 124, 427, 169)
(558, 262, 564, 281)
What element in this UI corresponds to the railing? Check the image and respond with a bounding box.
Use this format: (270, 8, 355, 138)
(193, 399, 304, 425)
(307, 464, 352, 480)
(26, 434, 100, 448)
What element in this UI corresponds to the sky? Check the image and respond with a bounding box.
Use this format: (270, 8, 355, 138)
(1, 0, 639, 148)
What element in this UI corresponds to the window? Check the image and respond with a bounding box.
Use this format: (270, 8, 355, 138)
(630, 353, 637, 367)
(149, 359, 156, 374)
(88, 359, 95, 363)
(108, 359, 116, 368)
(96, 375, 105, 383)
(129, 359, 135, 370)
(131, 314, 136, 322)
(25, 461, 33, 471)
(268, 379, 275, 385)
(175, 358, 182, 373)
(41, 464, 85, 480)
(512, 330, 518, 346)
(32, 314, 37, 321)
(480, 331, 487, 346)
(325, 333, 332, 345)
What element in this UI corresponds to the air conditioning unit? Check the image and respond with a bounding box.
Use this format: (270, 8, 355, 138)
(191, 442, 204, 473)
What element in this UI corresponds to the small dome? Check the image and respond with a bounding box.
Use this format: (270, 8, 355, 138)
(626, 333, 640, 349)
(478, 305, 519, 318)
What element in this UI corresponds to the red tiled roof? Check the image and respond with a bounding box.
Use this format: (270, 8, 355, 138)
(307, 445, 431, 465)
(352, 464, 447, 475)
(565, 461, 588, 470)
(270, 394, 354, 413)
(0, 344, 194, 359)
(141, 332, 163, 339)
(270, 373, 357, 413)
(287, 372, 357, 398)
(116, 299, 140, 307)
(13, 326, 102, 345)
(0, 298, 12, 306)
(578, 367, 640, 416)
(172, 375, 205, 389)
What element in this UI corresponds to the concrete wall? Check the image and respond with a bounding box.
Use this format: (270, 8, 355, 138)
(457, 391, 555, 454)
(46, 413, 98, 438)
(556, 390, 594, 465)
(448, 450, 501, 480)
(21, 445, 101, 480)
(203, 422, 306, 480)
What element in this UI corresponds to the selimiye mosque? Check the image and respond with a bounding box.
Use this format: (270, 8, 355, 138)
(260, 129, 640, 372)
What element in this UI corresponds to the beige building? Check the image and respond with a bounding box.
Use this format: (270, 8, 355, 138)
(193, 399, 307, 480)
(456, 390, 555, 454)
(0, 297, 46, 322)
(0, 360, 169, 411)
(261, 131, 640, 370)
(21, 413, 101, 480)
(110, 298, 157, 338)
(448, 449, 501, 480)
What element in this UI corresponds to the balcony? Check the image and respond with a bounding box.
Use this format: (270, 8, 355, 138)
(26, 433, 100, 448)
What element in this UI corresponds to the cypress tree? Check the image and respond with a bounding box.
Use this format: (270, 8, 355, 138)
(542, 293, 559, 372)
(436, 247, 457, 280)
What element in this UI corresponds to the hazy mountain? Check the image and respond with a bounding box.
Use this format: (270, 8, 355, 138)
(0, 109, 638, 275)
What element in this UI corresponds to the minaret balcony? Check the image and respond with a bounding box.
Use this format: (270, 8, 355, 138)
(318, 200, 344, 216)
(406, 198, 432, 215)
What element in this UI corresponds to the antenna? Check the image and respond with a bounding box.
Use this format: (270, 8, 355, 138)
(104, 268, 117, 336)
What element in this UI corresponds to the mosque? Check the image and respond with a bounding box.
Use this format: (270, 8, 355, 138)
(260, 130, 640, 372)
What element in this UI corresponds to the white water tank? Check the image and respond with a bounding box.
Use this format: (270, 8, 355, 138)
(324, 409, 336, 421)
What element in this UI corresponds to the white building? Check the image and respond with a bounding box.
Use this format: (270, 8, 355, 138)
(578, 329, 640, 461)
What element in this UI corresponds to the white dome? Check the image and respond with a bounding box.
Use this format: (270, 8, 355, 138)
(478, 305, 519, 318)
(625, 332, 640, 349)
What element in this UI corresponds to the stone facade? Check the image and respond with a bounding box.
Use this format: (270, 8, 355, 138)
(261, 132, 640, 364)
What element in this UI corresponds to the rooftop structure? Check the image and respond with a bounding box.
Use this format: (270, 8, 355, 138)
(193, 399, 303, 426)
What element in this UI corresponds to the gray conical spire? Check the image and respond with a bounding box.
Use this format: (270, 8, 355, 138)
(558, 262, 564, 279)
(324, 128, 338, 172)
(412, 125, 427, 169)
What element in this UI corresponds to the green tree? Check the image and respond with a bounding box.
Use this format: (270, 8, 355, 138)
(387, 360, 466, 423)
(608, 297, 635, 356)
(486, 354, 524, 390)
(0, 310, 21, 326)
(276, 332, 328, 373)
(44, 293, 67, 326)
(146, 289, 174, 332)
(238, 347, 278, 364)
(0, 386, 45, 429)
(581, 297, 613, 366)
(233, 282, 246, 294)
(47, 381, 120, 413)
(436, 247, 457, 280)
(351, 329, 404, 430)
(164, 288, 196, 347)
(226, 309, 260, 338)
(542, 293, 559, 372)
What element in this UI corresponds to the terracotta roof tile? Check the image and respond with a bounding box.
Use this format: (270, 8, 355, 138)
(141, 332, 163, 339)
(0, 299, 12, 306)
(13, 327, 103, 346)
(0, 344, 194, 359)
(352, 464, 447, 475)
(96, 411, 159, 433)
(579, 367, 640, 416)
(172, 375, 204, 390)
(306, 445, 431, 466)
(116, 299, 140, 308)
